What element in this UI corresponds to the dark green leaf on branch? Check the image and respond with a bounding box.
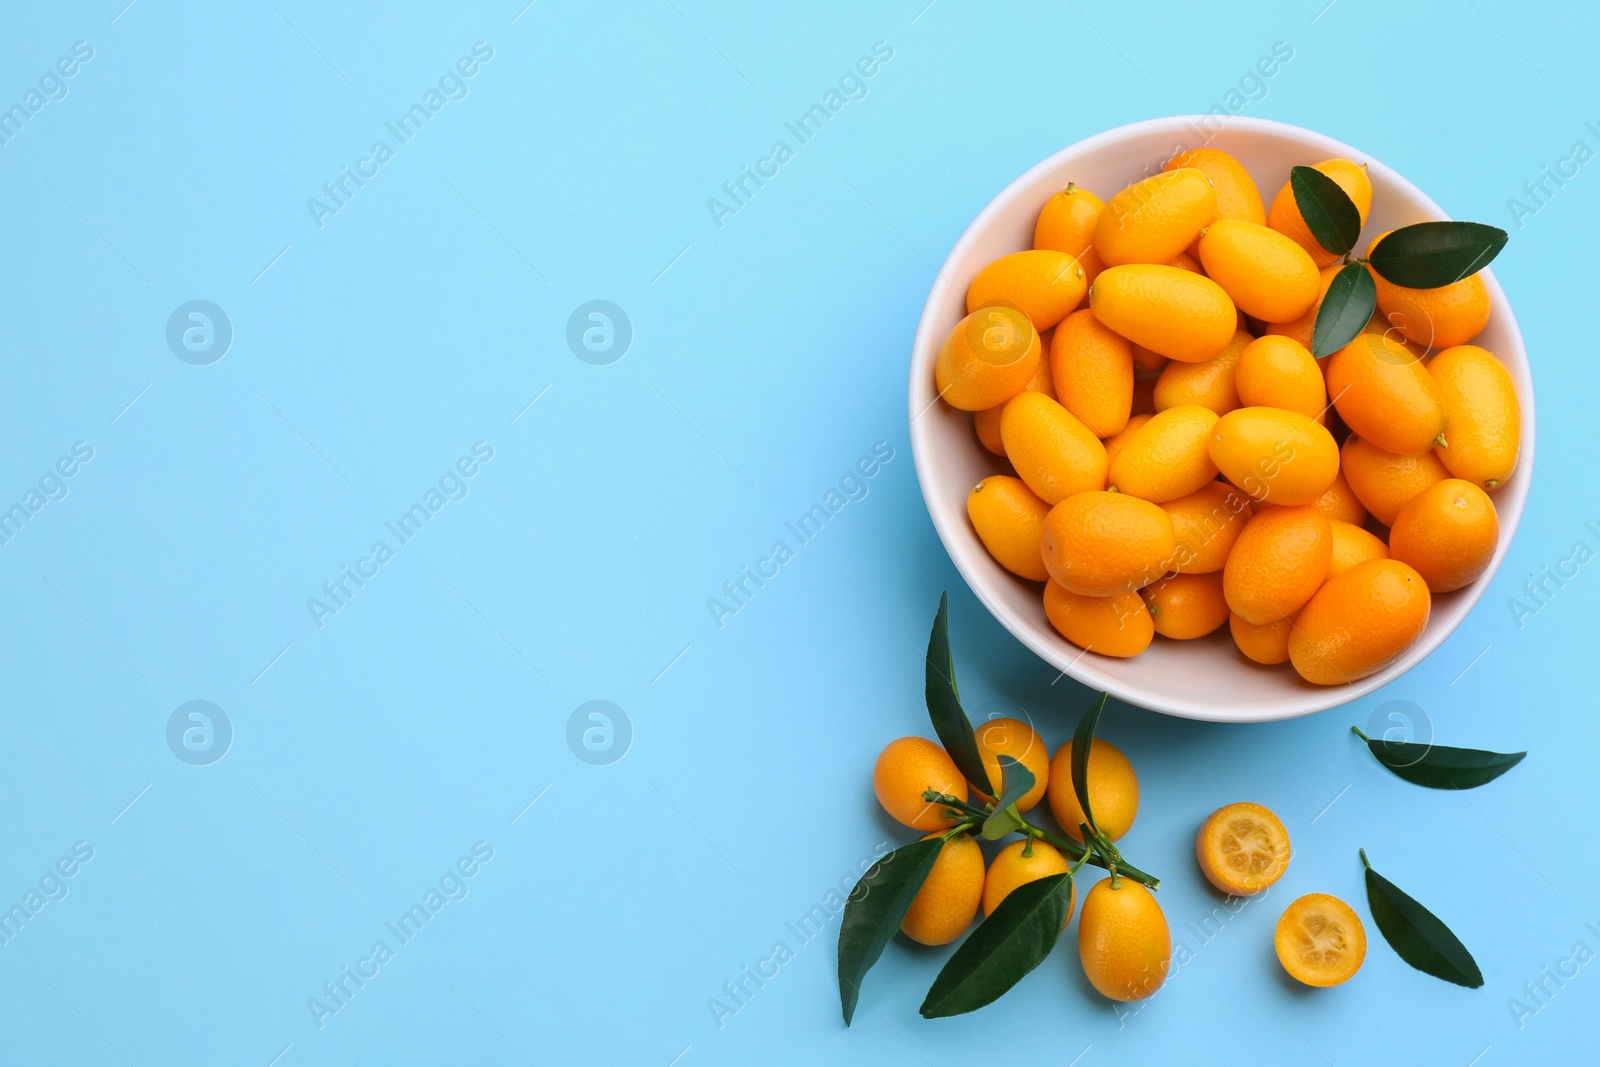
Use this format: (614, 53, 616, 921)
(1069, 692, 1108, 834)
(1291, 165, 1362, 256)
(1367, 221, 1507, 289)
(925, 593, 989, 793)
(981, 756, 1034, 840)
(920, 872, 1074, 1017)
(838, 837, 945, 1025)
(1312, 261, 1377, 358)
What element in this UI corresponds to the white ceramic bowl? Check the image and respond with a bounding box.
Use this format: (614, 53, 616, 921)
(909, 116, 1534, 723)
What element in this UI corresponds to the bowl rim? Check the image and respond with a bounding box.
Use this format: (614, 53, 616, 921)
(908, 115, 1535, 723)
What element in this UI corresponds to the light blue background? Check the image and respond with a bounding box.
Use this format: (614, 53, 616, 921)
(0, 1, 1593, 1063)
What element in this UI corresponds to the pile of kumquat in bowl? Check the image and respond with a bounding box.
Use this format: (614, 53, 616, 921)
(907, 117, 1533, 719)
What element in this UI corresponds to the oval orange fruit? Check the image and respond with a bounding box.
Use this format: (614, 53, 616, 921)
(1131, 343, 1168, 375)
(973, 716, 1051, 811)
(1388, 479, 1499, 592)
(1141, 571, 1229, 639)
(982, 840, 1074, 923)
(1163, 481, 1253, 574)
(1325, 333, 1446, 456)
(1265, 264, 1341, 350)
(1047, 738, 1140, 842)
(1165, 147, 1265, 225)
(1153, 327, 1250, 416)
(1229, 612, 1295, 665)
(1428, 344, 1521, 490)
(1327, 519, 1389, 578)
(1078, 879, 1171, 1001)
(1090, 264, 1237, 363)
(1042, 581, 1154, 658)
(1000, 391, 1109, 504)
(1104, 413, 1152, 468)
(1034, 183, 1106, 286)
(1095, 168, 1218, 267)
(901, 832, 985, 945)
(1107, 404, 1221, 503)
(1340, 436, 1450, 526)
(1209, 407, 1340, 506)
(935, 304, 1041, 411)
(873, 737, 968, 830)
(966, 249, 1087, 332)
(1236, 335, 1327, 421)
(1041, 491, 1175, 596)
(1052, 308, 1134, 437)
(1223, 505, 1332, 624)
(1368, 233, 1489, 350)
(1288, 558, 1431, 685)
(1310, 470, 1368, 526)
(1198, 219, 1321, 323)
(967, 475, 1052, 581)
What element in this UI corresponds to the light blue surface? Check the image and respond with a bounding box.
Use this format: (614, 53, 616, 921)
(0, 1, 1593, 1063)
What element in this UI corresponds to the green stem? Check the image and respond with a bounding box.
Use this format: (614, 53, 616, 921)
(1082, 821, 1120, 888)
(1359, 847, 1372, 870)
(1023, 822, 1160, 890)
(1087, 822, 1124, 866)
(1351, 726, 1371, 743)
(922, 790, 1161, 889)
(924, 791, 991, 820)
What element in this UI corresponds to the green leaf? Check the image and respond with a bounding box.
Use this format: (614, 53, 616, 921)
(838, 837, 945, 1025)
(1070, 692, 1108, 833)
(1356, 730, 1525, 790)
(989, 755, 1034, 812)
(925, 593, 989, 793)
(1290, 165, 1362, 256)
(1367, 221, 1508, 289)
(980, 809, 1024, 841)
(1361, 850, 1483, 988)
(1312, 261, 1377, 358)
(920, 872, 1074, 1017)
(980, 756, 1034, 840)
